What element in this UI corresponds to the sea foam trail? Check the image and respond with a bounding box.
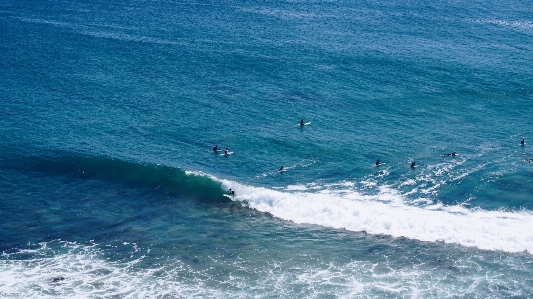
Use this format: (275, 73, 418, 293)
(218, 178, 533, 254)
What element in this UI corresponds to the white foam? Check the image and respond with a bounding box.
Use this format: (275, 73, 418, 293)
(217, 178, 533, 254)
(475, 19, 533, 30)
(0, 241, 225, 298)
(2, 240, 518, 298)
(286, 184, 310, 191)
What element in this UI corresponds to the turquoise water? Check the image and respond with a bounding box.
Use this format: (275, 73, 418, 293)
(1, 0, 533, 297)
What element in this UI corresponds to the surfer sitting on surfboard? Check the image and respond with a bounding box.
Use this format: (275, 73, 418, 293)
(300, 119, 304, 126)
(410, 161, 416, 168)
(375, 159, 380, 166)
(521, 139, 525, 146)
(278, 166, 284, 172)
(224, 148, 229, 155)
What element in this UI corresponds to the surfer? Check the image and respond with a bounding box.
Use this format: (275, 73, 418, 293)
(224, 147, 229, 155)
(228, 188, 235, 197)
(521, 138, 525, 145)
(52, 276, 65, 283)
(442, 151, 457, 156)
(375, 159, 380, 166)
(410, 161, 416, 168)
(278, 166, 284, 172)
(300, 119, 304, 126)
(213, 145, 220, 152)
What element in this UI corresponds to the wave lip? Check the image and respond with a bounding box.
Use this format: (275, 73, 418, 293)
(218, 179, 533, 254)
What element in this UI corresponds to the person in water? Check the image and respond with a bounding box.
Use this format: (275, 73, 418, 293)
(213, 145, 220, 152)
(224, 147, 229, 155)
(300, 119, 304, 126)
(228, 188, 235, 196)
(451, 151, 457, 156)
(410, 161, 416, 168)
(279, 166, 284, 172)
(521, 139, 525, 145)
(52, 276, 65, 283)
(375, 159, 380, 166)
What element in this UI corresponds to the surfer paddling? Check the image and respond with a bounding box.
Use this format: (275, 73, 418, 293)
(278, 166, 285, 172)
(300, 119, 304, 126)
(442, 151, 457, 156)
(521, 138, 525, 146)
(213, 145, 220, 152)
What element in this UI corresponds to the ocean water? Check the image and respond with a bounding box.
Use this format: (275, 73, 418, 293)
(1, 0, 533, 297)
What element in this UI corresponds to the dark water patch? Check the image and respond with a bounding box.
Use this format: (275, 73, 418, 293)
(4, 151, 230, 204)
(180, 255, 201, 265)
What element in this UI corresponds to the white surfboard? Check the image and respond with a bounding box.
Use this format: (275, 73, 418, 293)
(297, 122, 312, 126)
(220, 152, 233, 156)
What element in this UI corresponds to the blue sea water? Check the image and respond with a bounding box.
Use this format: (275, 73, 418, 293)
(1, 0, 533, 297)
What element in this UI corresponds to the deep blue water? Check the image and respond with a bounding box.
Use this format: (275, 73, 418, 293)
(1, 0, 533, 297)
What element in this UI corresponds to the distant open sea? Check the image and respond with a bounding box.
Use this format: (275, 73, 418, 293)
(1, 0, 533, 297)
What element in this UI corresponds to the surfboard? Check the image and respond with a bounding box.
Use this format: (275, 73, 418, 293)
(223, 194, 234, 199)
(297, 122, 312, 126)
(220, 152, 233, 156)
(375, 163, 385, 166)
(278, 169, 287, 172)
